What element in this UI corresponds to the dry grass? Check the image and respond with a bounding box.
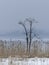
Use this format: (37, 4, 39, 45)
(0, 40, 49, 58)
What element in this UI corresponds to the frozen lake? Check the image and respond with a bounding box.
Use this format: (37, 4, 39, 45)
(0, 57, 49, 65)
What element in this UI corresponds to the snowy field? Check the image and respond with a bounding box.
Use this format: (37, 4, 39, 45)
(0, 57, 49, 65)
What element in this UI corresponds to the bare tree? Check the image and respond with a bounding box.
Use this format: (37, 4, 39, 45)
(26, 18, 38, 53)
(19, 18, 38, 53)
(19, 22, 29, 52)
(26, 18, 32, 52)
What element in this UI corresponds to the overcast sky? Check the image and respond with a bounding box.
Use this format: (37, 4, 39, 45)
(0, 0, 49, 39)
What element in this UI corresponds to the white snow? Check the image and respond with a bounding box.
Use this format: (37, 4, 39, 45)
(0, 57, 49, 65)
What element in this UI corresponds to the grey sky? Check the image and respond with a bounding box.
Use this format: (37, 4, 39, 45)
(0, 0, 49, 39)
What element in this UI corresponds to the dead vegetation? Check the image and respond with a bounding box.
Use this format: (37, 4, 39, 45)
(0, 40, 49, 58)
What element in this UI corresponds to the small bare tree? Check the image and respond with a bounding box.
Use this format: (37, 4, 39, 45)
(26, 18, 32, 52)
(26, 18, 38, 53)
(19, 18, 38, 53)
(19, 22, 29, 52)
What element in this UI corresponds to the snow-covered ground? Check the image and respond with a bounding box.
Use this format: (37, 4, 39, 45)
(0, 57, 49, 65)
